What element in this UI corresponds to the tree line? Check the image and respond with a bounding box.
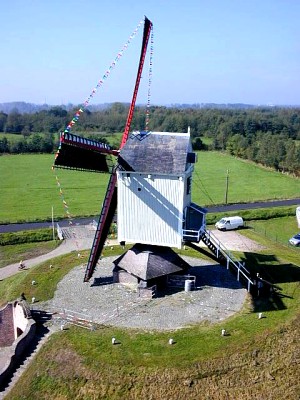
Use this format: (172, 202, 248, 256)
(0, 104, 299, 175)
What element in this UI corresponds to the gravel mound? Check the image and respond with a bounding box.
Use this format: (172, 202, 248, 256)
(40, 255, 247, 331)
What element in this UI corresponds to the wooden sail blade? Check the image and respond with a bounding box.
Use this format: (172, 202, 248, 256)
(54, 132, 118, 173)
(84, 171, 117, 282)
(120, 17, 153, 149)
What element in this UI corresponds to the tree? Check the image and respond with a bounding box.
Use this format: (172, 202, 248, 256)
(0, 137, 9, 153)
(192, 137, 207, 150)
(5, 110, 23, 133)
(0, 112, 7, 132)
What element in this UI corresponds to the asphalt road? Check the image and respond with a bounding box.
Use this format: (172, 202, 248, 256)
(1, 198, 299, 234)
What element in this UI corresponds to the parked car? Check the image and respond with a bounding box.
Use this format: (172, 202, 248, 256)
(289, 233, 300, 246)
(215, 216, 244, 231)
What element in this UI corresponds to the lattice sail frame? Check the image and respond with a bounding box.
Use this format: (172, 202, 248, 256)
(53, 17, 153, 282)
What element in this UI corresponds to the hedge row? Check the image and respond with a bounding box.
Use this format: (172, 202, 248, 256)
(0, 228, 57, 246)
(205, 206, 296, 225)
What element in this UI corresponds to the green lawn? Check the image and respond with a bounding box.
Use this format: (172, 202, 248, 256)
(0, 154, 109, 223)
(247, 215, 300, 247)
(0, 152, 299, 223)
(194, 152, 300, 205)
(0, 240, 59, 268)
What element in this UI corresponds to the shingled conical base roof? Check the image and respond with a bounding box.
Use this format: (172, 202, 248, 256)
(113, 243, 190, 281)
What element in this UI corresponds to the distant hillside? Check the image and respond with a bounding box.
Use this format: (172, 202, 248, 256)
(1, 101, 295, 115)
(0, 102, 110, 114)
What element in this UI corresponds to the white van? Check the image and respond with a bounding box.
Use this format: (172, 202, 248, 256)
(215, 216, 244, 231)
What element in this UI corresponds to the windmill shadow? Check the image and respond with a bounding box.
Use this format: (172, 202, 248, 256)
(240, 252, 300, 312)
(241, 252, 300, 285)
(188, 265, 244, 290)
(91, 276, 114, 287)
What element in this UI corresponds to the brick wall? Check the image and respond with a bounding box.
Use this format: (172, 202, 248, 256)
(0, 304, 15, 347)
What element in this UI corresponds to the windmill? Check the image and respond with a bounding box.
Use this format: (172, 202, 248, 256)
(54, 17, 254, 293)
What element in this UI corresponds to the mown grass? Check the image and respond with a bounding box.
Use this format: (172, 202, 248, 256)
(247, 215, 300, 246)
(194, 151, 300, 205)
(0, 240, 58, 269)
(2, 226, 300, 399)
(1, 152, 299, 223)
(0, 250, 88, 308)
(7, 319, 299, 400)
(0, 153, 109, 223)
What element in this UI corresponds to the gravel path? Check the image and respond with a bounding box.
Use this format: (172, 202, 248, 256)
(0, 230, 94, 280)
(2, 227, 262, 330)
(38, 255, 247, 331)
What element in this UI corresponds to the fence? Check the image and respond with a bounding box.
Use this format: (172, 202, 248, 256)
(203, 230, 254, 292)
(249, 222, 291, 247)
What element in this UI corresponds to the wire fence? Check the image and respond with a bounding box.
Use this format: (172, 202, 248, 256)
(246, 222, 289, 247)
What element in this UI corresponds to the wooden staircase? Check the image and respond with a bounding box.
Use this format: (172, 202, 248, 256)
(185, 230, 254, 292)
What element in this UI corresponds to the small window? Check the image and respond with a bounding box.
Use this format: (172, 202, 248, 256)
(186, 177, 192, 195)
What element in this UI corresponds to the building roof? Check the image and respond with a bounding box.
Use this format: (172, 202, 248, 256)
(113, 243, 190, 281)
(118, 131, 193, 174)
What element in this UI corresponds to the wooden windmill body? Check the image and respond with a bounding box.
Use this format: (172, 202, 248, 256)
(118, 130, 205, 249)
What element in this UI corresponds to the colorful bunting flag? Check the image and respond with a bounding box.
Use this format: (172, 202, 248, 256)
(62, 17, 144, 135)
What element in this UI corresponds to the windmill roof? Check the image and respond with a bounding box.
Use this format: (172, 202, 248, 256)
(119, 131, 192, 174)
(113, 244, 190, 281)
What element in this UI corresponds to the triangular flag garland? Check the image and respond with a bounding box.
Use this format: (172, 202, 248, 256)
(63, 18, 144, 135)
(54, 173, 80, 251)
(145, 26, 154, 132)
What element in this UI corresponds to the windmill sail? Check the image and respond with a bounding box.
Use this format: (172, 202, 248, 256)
(84, 171, 117, 282)
(83, 16, 153, 281)
(54, 132, 117, 173)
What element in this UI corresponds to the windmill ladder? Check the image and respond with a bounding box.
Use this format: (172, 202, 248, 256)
(186, 229, 254, 292)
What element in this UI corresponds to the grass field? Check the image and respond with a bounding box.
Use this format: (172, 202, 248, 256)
(248, 216, 300, 246)
(0, 154, 109, 223)
(1, 152, 299, 224)
(0, 241, 58, 269)
(1, 227, 299, 399)
(194, 152, 300, 205)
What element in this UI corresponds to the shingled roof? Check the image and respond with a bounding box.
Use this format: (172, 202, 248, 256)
(113, 244, 190, 281)
(118, 131, 192, 174)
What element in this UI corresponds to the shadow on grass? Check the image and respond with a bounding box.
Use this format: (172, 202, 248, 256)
(241, 252, 300, 284)
(240, 252, 300, 312)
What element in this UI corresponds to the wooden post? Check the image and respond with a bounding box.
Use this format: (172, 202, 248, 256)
(52, 206, 55, 241)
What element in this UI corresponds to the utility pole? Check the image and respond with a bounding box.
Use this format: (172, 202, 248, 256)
(225, 169, 229, 205)
(52, 206, 55, 241)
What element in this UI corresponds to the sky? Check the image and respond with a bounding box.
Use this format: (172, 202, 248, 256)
(1, 0, 300, 106)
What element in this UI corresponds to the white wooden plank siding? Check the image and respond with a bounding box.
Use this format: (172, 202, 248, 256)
(118, 172, 184, 248)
